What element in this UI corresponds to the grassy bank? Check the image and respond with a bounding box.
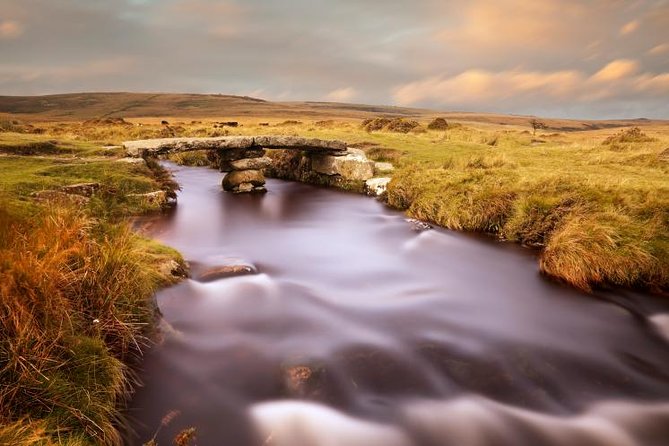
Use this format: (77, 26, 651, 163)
(0, 133, 183, 445)
(113, 117, 666, 293)
(3, 116, 668, 293)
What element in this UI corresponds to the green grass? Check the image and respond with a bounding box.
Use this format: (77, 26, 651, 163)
(0, 133, 184, 445)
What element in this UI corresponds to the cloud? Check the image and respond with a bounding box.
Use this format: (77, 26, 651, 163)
(208, 25, 240, 39)
(0, 57, 137, 87)
(0, 20, 23, 39)
(620, 19, 640, 35)
(591, 59, 639, 82)
(394, 69, 584, 106)
(169, 0, 243, 18)
(325, 87, 358, 102)
(393, 60, 669, 108)
(648, 43, 669, 55)
(434, 0, 591, 51)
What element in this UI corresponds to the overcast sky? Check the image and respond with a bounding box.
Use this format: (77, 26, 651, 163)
(1, 0, 668, 118)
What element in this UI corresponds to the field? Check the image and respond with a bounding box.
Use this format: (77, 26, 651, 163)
(2, 92, 665, 292)
(0, 93, 668, 444)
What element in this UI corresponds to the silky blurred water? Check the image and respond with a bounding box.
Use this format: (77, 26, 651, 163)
(126, 163, 669, 446)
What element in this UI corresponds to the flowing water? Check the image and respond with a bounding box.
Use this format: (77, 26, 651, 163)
(127, 163, 669, 446)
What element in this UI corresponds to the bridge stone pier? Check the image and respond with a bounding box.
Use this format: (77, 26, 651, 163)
(123, 136, 374, 193)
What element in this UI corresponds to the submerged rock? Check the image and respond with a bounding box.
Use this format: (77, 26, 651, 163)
(281, 363, 327, 399)
(196, 263, 258, 282)
(406, 218, 433, 232)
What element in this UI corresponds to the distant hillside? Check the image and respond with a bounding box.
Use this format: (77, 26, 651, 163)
(0, 92, 664, 130)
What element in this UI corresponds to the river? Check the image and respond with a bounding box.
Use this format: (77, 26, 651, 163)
(126, 163, 669, 446)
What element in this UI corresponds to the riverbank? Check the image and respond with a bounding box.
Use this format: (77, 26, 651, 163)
(0, 133, 185, 445)
(159, 120, 668, 293)
(5, 115, 667, 293)
(1, 114, 667, 443)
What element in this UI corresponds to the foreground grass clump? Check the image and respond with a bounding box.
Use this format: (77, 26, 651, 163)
(0, 203, 179, 445)
(0, 132, 184, 445)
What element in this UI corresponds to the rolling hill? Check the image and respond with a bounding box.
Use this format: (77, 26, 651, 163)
(0, 92, 664, 130)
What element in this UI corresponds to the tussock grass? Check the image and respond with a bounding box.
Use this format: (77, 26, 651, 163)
(0, 133, 184, 444)
(427, 117, 449, 130)
(0, 204, 175, 445)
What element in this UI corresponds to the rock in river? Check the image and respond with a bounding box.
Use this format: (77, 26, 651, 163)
(196, 264, 258, 282)
(222, 170, 266, 191)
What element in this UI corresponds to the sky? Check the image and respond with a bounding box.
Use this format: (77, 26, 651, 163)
(1, 0, 668, 118)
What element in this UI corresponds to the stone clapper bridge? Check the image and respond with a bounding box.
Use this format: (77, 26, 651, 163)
(123, 136, 384, 193)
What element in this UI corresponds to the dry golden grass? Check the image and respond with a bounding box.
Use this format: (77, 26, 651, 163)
(0, 131, 184, 444)
(0, 202, 176, 444)
(11, 114, 664, 292)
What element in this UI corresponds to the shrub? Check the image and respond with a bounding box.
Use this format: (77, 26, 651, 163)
(427, 117, 449, 130)
(362, 118, 392, 132)
(386, 118, 421, 133)
(603, 127, 656, 145)
(362, 117, 420, 133)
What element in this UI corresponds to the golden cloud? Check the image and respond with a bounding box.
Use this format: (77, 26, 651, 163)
(394, 60, 669, 106)
(435, 0, 590, 50)
(0, 20, 23, 39)
(619, 20, 640, 35)
(325, 87, 358, 103)
(648, 43, 669, 55)
(591, 59, 639, 82)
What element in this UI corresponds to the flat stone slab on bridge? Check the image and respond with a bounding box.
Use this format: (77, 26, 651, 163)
(123, 136, 348, 158)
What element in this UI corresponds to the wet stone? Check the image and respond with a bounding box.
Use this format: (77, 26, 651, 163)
(222, 170, 266, 191)
(196, 264, 258, 282)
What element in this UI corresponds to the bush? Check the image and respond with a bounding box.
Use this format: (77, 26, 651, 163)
(386, 118, 421, 133)
(603, 127, 656, 145)
(362, 118, 392, 132)
(362, 117, 421, 133)
(427, 117, 449, 130)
